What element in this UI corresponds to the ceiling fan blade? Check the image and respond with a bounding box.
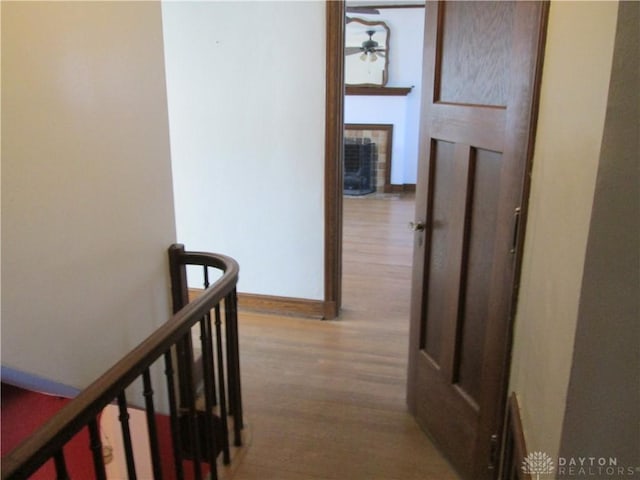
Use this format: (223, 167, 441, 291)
(378, 52, 386, 58)
(346, 7, 380, 14)
(345, 47, 363, 55)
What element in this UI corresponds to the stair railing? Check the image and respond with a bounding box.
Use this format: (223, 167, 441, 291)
(1, 244, 242, 480)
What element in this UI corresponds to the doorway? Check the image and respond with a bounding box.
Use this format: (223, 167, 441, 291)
(340, 2, 425, 315)
(324, 1, 425, 319)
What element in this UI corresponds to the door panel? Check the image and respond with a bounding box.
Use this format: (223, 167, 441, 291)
(438, 1, 514, 106)
(457, 147, 502, 401)
(422, 140, 464, 364)
(407, 2, 548, 480)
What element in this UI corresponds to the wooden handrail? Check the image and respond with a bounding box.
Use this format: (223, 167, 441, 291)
(1, 244, 240, 480)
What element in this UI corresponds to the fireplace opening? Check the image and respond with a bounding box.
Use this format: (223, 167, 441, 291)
(344, 138, 377, 196)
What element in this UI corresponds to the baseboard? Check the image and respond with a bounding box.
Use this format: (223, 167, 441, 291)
(385, 183, 416, 194)
(188, 289, 328, 319)
(1, 366, 81, 398)
(239, 293, 327, 319)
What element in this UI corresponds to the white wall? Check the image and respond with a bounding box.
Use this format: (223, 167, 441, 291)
(508, 0, 619, 461)
(344, 8, 425, 185)
(162, 1, 325, 300)
(1, 2, 177, 390)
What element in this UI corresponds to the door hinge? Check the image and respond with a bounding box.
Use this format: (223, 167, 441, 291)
(510, 207, 522, 254)
(488, 433, 499, 470)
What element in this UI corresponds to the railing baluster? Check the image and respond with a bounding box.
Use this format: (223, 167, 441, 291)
(224, 295, 234, 417)
(214, 304, 231, 464)
(53, 449, 69, 480)
(203, 265, 209, 288)
(232, 288, 244, 437)
(117, 392, 137, 480)
(200, 312, 219, 479)
(203, 266, 218, 407)
(176, 333, 195, 417)
(88, 419, 107, 480)
(164, 350, 185, 480)
(181, 331, 203, 480)
(225, 288, 243, 446)
(143, 369, 163, 480)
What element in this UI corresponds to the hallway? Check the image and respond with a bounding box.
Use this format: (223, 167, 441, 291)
(230, 194, 460, 479)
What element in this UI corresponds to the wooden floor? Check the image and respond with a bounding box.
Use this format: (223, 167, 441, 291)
(227, 194, 460, 480)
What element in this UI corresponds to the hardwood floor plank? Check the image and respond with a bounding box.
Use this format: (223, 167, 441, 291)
(231, 194, 460, 479)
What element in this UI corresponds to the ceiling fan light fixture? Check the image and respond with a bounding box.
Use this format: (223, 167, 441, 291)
(370, 52, 378, 62)
(360, 52, 368, 62)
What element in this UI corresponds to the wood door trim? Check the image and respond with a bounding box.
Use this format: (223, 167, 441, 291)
(498, 394, 531, 480)
(324, 1, 345, 320)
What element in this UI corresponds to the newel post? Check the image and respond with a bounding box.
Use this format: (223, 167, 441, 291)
(168, 243, 189, 313)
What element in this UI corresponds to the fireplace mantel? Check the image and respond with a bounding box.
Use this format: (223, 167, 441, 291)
(345, 86, 413, 96)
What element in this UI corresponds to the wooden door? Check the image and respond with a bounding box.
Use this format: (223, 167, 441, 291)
(406, 2, 548, 480)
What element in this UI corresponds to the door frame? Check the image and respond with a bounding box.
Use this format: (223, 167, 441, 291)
(324, 0, 345, 320)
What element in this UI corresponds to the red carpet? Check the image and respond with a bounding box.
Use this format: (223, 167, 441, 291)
(2, 383, 211, 479)
(1, 382, 94, 478)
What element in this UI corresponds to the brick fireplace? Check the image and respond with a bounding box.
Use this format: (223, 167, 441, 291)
(344, 124, 393, 194)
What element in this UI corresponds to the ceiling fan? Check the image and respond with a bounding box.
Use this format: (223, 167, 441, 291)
(345, 30, 386, 62)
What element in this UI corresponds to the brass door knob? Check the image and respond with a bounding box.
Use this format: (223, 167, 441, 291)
(409, 221, 425, 232)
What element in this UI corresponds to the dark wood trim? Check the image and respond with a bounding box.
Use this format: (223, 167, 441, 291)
(168, 244, 189, 313)
(389, 183, 416, 194)
(345, 123, 393, 193)
(324, 1, 345, 320)
(188, 289, 327, 319)
(499, 394, 530, 480)
(239, 294, 327, 319)
(344, 123, 392, 130)
(346, 86, 413, 96)
(322, 300, 338, 320)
